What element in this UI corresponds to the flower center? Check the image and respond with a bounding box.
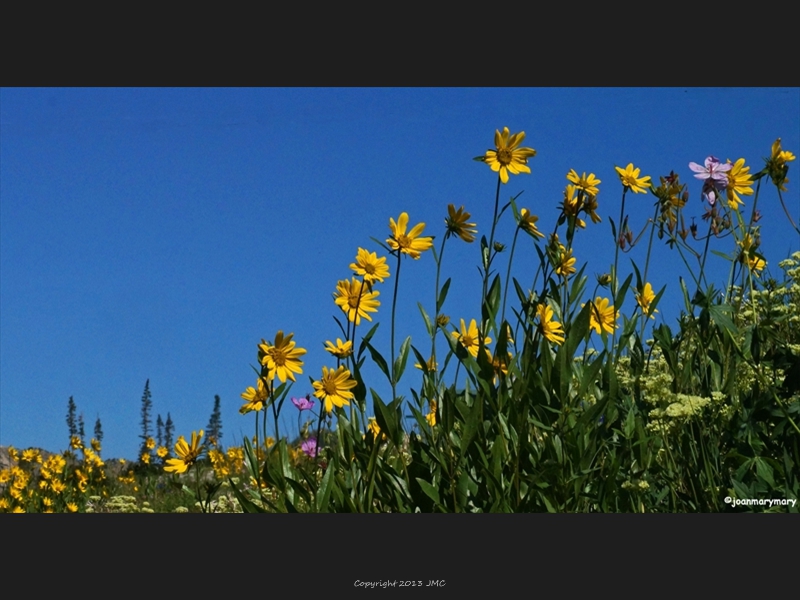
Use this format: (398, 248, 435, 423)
(323, 379, 338, 395)
(396, 234, 412, 249)
(269, 348, 287, 367)
(497, 148, 513, 165)
(461, 334, 474, 347)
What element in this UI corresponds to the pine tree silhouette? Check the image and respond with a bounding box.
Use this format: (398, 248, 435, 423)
(206, 394, 223, 447)
(66, 396, 78, 441)
(139, 379, 153, 459)
(156, 414, 164, 448)
(164, 413, 175, 457)
(94, 416, 104, 444)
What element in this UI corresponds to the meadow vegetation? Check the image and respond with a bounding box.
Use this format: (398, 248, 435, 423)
(2, 131, 798, 513)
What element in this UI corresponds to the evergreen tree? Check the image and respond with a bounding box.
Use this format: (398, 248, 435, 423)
(139, 379, 153, 457)
(156, 414, 164, 448)
(164, 413, 175, 456)
(206, 394, 223, 447)
(66, 396, 78, 440)
(94, 416, 104, 444)
(78, 413, 85, 442)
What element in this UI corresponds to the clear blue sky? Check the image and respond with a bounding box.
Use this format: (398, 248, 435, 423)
(2, 88, 798, 460)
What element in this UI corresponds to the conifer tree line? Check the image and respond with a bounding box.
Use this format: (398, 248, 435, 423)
(65, 381, 224, 461)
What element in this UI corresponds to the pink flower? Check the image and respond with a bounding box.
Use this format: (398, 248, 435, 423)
(688, 155, 731, 185)
(689, 156, 731, 206)
(301, 437, 318, 457)
(291, 396, 314, 411)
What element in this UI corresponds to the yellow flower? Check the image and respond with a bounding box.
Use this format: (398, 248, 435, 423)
(70, 435, 83, 450)
(366, 417, 386, 441)
(140, 452, 151, 465)
(414, 355, 438, 372)
(350, 248, 390, 284)
(584, 297, 618, 335)
(451, 318, 491, 358)
(518, 208, 545, 238)
(157, 446, 169, 458)
(725, 158, 753, 210)
(145, 437, 156, 450)
(771, 138, 796, 165)
(333, 277, 380, 325)
(636, 283, 658, 319)
(584, 194, 601, 224)
(259, 331, 306, 383)
(312, 366, 358, 413)
(90, 438, 102, 453)
(554, 245, 576, 279)
(615, 163, 652, 194)
(768, 138, 795, 192)
(445, 204, 477, 243)
(561, 184, 586, 229)
(21, 449, 40, 463)
(324, 338, 354, 359)
(480, 127, 537, 184)
(387, 212, 433, 259)
(240, 377, 269, 414)
(426, 401, 437, 427)
(536, 304, 565, 345)
(66, 502, 79, 513)
(164, 430, 205, 474)
(748, 255, 766, 274)
(566, 169, 601, 197)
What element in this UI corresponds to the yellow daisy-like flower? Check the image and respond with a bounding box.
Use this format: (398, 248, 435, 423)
(747, 255, 766, 274)
(561, 184, 587, 229)
(480, 127, 537, 184)
(366, 417, 386, 441)
(70, 435, 83, 450)
(451, 318, 491, 359)
(414, 355, 438, 372)
(66, 502, 79, 513)
(554, 244, 577, 279)
(312, 366, 358, 413)
(140, 452, 151, 465)
(90, 438, 102, 453)
(145, 437, 156, 450)
(259, 331, 306, 383)
(771, 138, 796, 165)
(584, 297, 618, 335)
(350, 248, 390, 284)
(156, 445, 169, 458)
(536, 304, 565, 345)
(445, 204, 477, 243)
(615, 163, 652, 194)
(518, 208, 545, 238)
(636, 283, 658, 319)
(324, 338, 354, 359)
(725, 158, 753, 210)
(566, 169, 601, 197)
(164, 430, 205, 474)
(240, 377, 269, 414)
(333, 277, 380, 325)
(387, 212, 433, 259)
(426, 401, 437, 427)
(20, 449, 40, 463)
(584, 194, 601, 224)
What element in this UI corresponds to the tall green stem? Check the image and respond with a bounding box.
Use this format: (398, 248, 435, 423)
(390, 252, 402, 401)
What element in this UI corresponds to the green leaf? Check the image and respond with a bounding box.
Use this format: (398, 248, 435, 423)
(372, 390, 402, 447)
(417, 302, 433, 337)
(393, 335, 412, 384)
(415, 478, 442, 509)
(366, 342, 391, 384)
(314, 465, 334, 513)
(358, 322, 381, 359)
(437, 277, 452, 313)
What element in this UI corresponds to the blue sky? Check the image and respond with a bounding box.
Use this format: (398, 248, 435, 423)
(1, 87, 798, 460)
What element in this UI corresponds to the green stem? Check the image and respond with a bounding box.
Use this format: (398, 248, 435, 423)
(390, 252, 402, 401)
(500, 227, 521, 328)
(612, 188, 628, 353)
